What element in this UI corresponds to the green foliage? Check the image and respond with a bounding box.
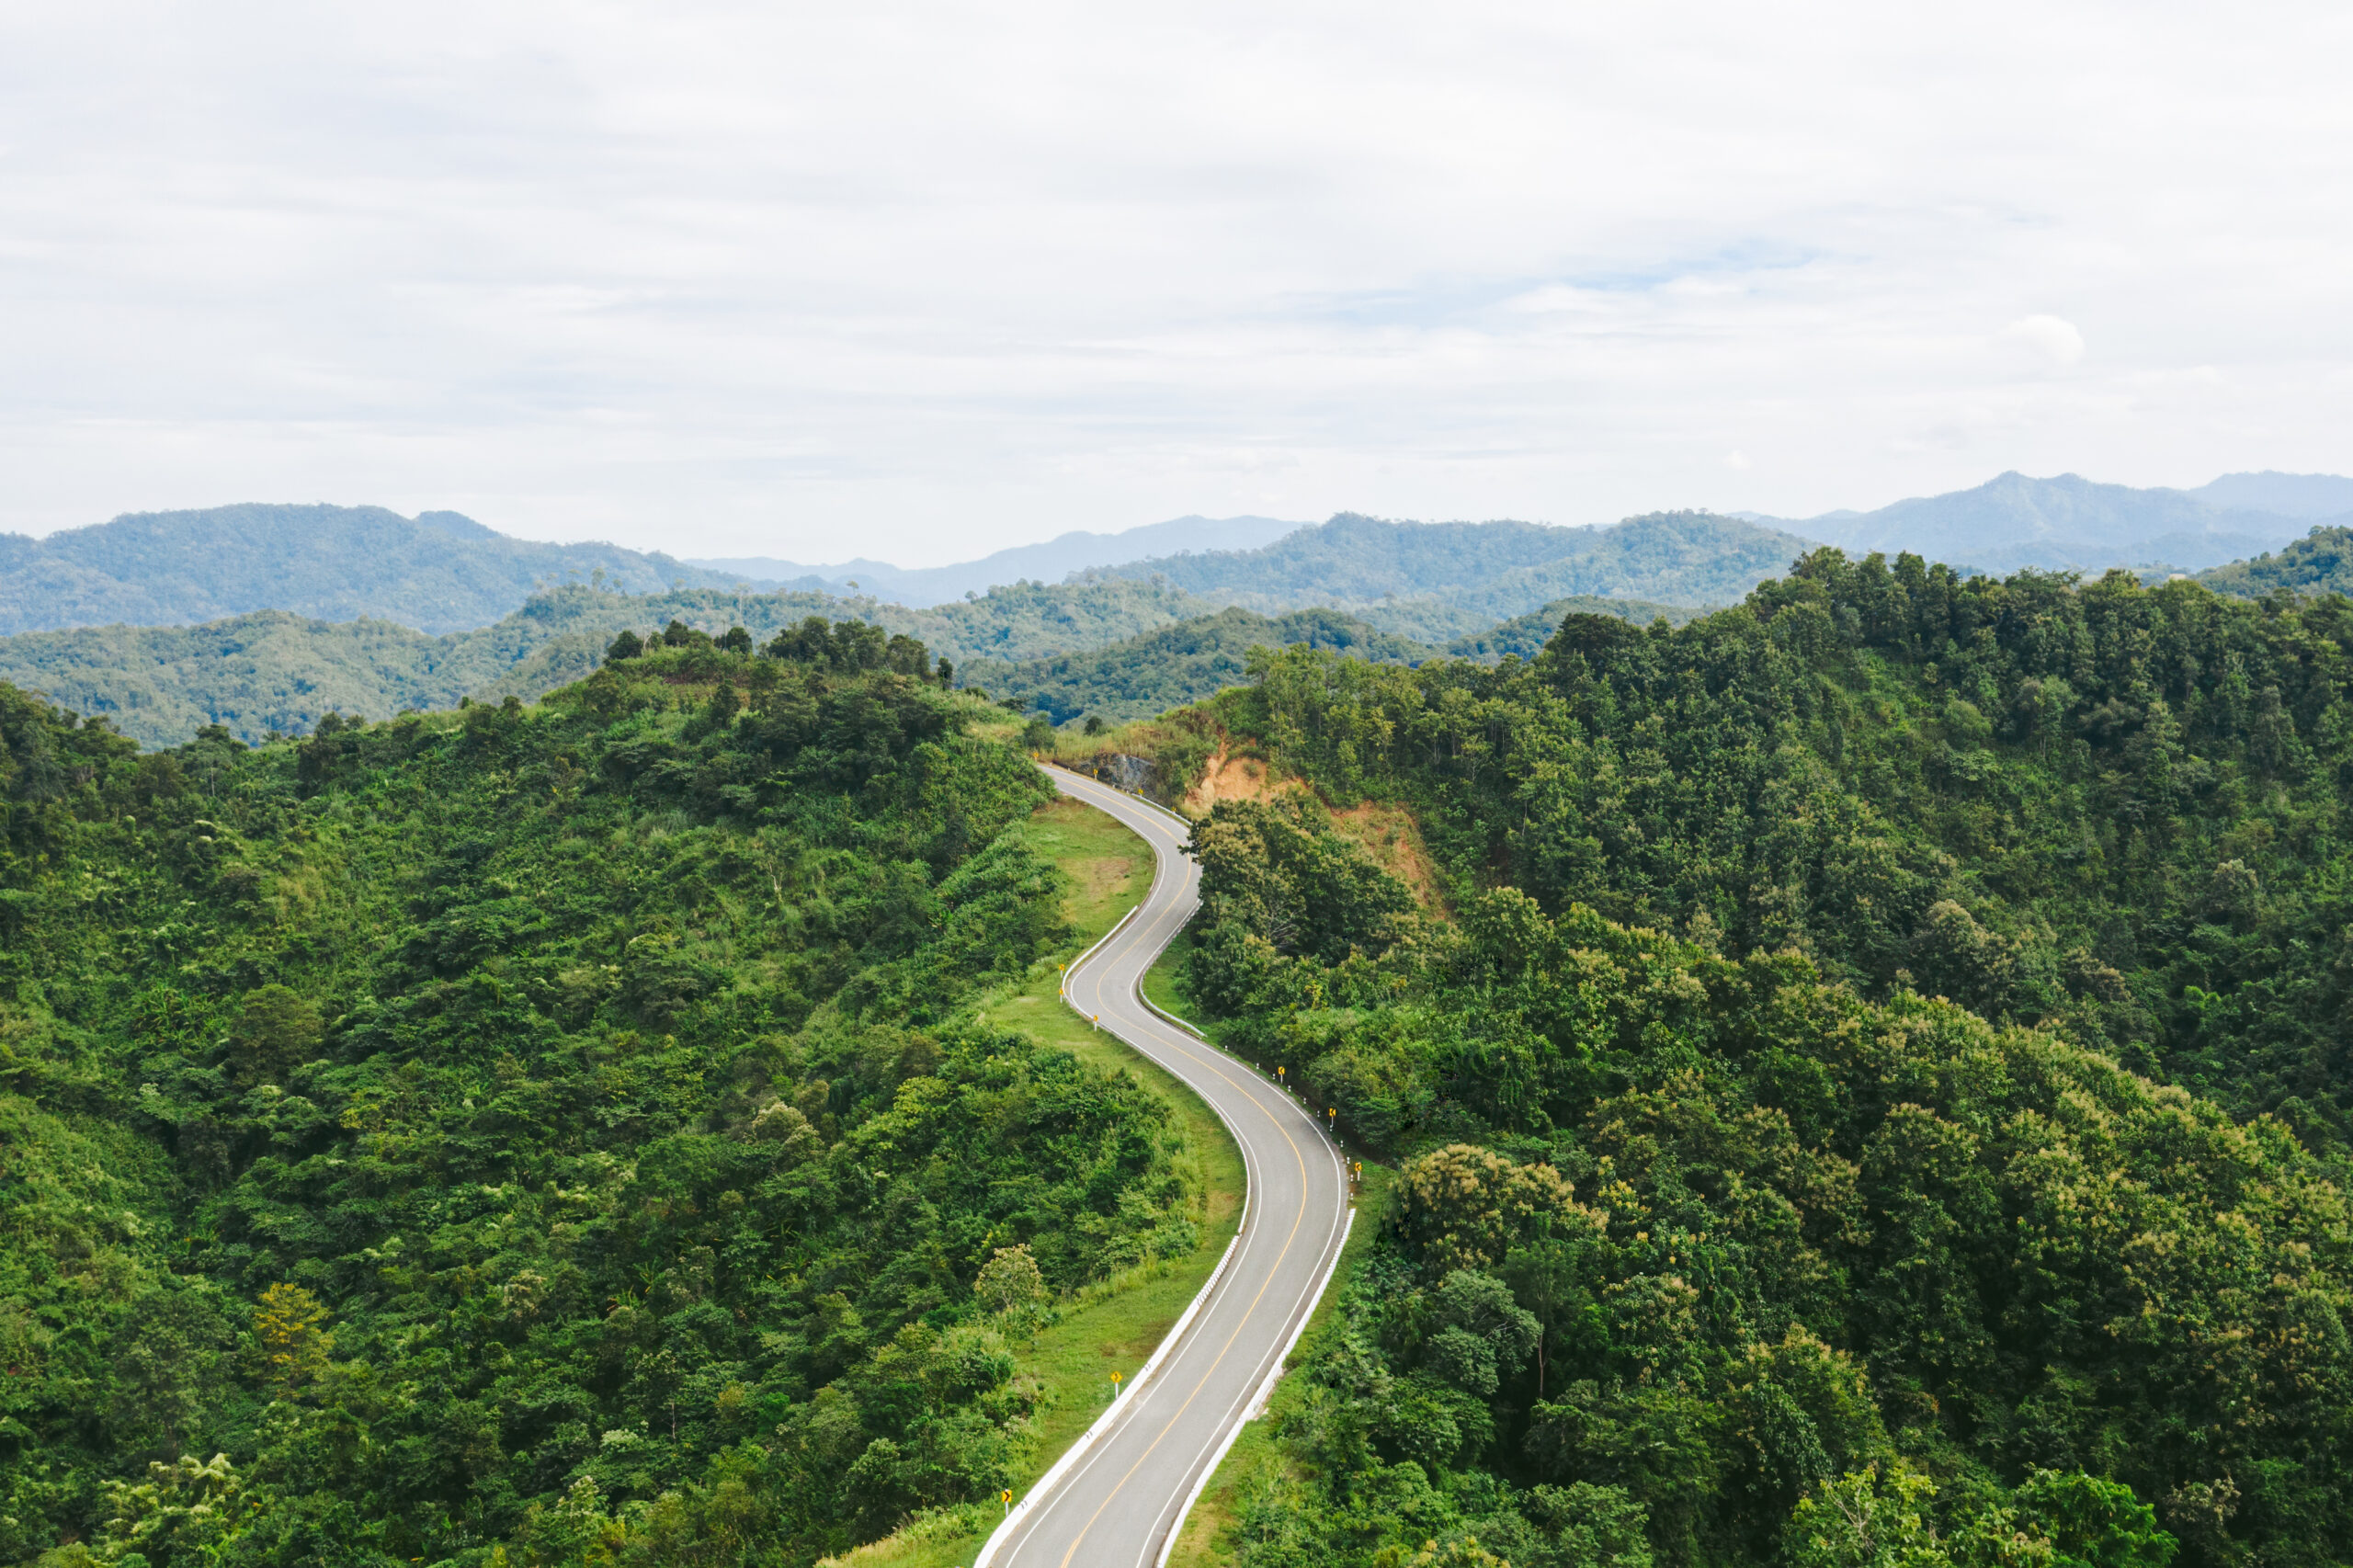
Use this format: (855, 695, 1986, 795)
(0, 631, 1203, 1566)
(2199, 526, 2353, 599)
(1189, 881, 2347, 1564)
(1780, 1467, 1948, 1568)
(1188, 798, 1416, 985)
(1207, 554, 2353, 1156)
(1166, 560, 2353, 1566)
(2008, 1470, 2178, 1568)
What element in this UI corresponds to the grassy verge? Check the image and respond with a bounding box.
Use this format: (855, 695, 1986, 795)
(822, 795, 1246, 1568)
(1163, 1164, 1395, 1568)
(1020, 793, 1154, 940)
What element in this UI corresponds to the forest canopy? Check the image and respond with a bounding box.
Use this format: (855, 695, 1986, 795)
(0, 628, 1200, 1566)
(1156, 551, 2353, 1568)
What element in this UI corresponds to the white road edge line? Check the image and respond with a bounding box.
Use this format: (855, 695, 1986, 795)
(1144, 1159, 1354, 1568)
(972, 775, 1227, 1568)
(980, 765, 1354, 1568)
(988, 1009, 1278, 1568)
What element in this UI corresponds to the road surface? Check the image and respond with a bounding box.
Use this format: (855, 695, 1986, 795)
(982, 767, 1353, 1568)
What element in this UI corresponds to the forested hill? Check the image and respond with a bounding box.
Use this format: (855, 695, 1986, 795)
(1086, 510, 1814, 624)
(961, 606, 1438, 727)
(0, 577, 1212, 747)
(0, 625, 1211, 1565)
(1204, 556, 2353, 1154)
(0, 573, 1700, 750)
(1138, 554, 2353, 1567)
(2198, 524, 2353, 599)
(1441, 592, 1702, 661)
(0, 503, 759, 636)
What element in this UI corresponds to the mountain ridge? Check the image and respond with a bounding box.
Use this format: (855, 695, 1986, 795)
(0, 502, 741, 636)
(688, 513, 1307, 605)
(1086, 509, 1816, 617)
(1746, 469, 2331, 573)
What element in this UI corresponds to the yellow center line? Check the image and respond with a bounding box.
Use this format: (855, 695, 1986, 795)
(1053, 1101, 1310, 1568)
(1046, 837, 1320, 1568)
(1026, 773, 1344, 1568)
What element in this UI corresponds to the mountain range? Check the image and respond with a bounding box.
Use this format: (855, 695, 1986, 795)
(6, 470, 2342, 644)
(0, 502, 747, 637)
(4, 472, 2349, 746)
(1745, 469, 2348, 574)
(1086, 509, 1811, 640)
(0, 507, 1808, 744)
(687, 513, 1305, 605)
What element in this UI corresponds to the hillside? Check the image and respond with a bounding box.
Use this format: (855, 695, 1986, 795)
(961, 606, 1438, 726)
(0, 567, 1711, 749)
(1092, 509, 1815, 617)
(0, 633, 1234, 1567)
(0, 577, 1213, 746)
(2198, 524, 2353, 598)
(1148, 556, 2353, 1568)
(1754, 470, 2318, 573)
(1192, 562, 2353, 1151)
(0, 503, 762, 636)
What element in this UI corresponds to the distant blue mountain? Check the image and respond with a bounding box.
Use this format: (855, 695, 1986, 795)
(1084, 510, 1818, 635)
(0, 503, 739, 637)
(2186, 471, 2353, 519)
(1742, 471, 2337, 574)
(688, 514, 1308, 606)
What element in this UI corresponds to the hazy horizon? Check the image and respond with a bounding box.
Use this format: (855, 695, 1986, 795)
(11, 466, 2341, 574)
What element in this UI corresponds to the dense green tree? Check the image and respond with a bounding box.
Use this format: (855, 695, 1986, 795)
(2198, 525, 2353, 599)
(1193, 554, 2353, 1154)
(0, 628, 1203, 1567)
(1162, 562, 2353, 1566)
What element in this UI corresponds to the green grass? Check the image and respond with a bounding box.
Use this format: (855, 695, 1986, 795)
(1164, 1163, 1394, 1568)
(1020, 793, 1154, 941)
(824, 795, 1247, 1568)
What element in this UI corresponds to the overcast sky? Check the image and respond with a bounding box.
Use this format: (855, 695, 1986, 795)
(2, 2, 2347, 564)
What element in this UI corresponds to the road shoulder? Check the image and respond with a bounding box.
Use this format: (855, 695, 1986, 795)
(819, 794, 1245, 1568)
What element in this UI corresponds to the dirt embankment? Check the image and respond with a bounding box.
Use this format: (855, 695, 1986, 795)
(1179, 747, 1283, 813)
(1180, 746, 1449, 915)
(1326, 799, 1451, 916)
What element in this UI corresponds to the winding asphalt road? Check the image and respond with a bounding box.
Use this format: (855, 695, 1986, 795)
(979, 767, 1353, 1568)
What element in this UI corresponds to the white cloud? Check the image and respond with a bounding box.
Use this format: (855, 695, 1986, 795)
(1998, 314, 2087, 370)
(0, 2, 2347, 560)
